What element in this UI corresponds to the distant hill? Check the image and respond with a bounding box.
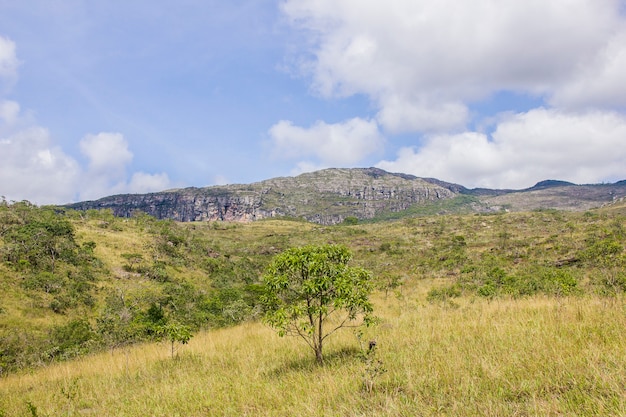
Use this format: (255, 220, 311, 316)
(66, 168, 626, 224)
(525, 179, 576, 190)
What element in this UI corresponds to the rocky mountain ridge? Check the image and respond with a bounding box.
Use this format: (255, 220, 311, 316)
(66, 168, 626, 225)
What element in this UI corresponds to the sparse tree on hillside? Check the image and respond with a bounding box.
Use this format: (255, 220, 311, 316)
(262, 244, 375, 364)
(157, 321, 193, 358)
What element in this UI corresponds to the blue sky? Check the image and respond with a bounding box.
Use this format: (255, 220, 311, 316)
(1, 0, 626, 204)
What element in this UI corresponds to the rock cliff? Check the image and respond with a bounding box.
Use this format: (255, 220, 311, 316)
(67, 168, 457, 224)
(66, 167, 626, 224)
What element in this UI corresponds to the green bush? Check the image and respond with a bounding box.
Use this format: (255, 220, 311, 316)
(48, 319, 96, 361)
(426, 284, 462, 302)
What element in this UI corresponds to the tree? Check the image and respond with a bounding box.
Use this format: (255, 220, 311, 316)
(262, 244, 375, 364)
(2, 205, 78, 272)
(157, 322, 193, 358)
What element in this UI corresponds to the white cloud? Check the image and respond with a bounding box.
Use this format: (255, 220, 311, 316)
(127, 172, 172, 194)
(282, 0, 625, 132)
(0, 36, 19, 82)
(0, 126, 173, 204)
(289, 161, 330, 177)
(0, 35, 172, 204)
(0, 127, 81, 204)
(377, 108, 626, 189)
(76, 132, 172, 201)
(0, 100, 19, 125)
(268, 117, 384, 166)
(281, 0, 626, 187)
(376, 95, 468, 134)
(80, 132, 132, 177)
(551, 29, 626, 109)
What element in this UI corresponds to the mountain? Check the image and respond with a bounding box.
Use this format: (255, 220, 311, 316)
(66, 168, 626, 224)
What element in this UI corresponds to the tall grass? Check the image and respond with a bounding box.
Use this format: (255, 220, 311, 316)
(2, 291, 625, 416)
(2, 205, 625, 415)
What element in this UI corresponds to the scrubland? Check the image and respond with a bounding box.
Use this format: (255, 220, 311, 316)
(1, 202, 625, 416)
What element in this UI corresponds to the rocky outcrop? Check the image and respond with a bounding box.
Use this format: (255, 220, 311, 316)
(67, 168, 457, 224)
(69, 188, 273, 222)
(66, 167, 626, 224)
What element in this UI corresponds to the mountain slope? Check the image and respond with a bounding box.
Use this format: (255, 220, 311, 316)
(67, 168, 458, 224)
(66, 168, 626, 224)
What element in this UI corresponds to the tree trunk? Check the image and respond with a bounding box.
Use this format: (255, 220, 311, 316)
(315, 346, 323, 364)
(315, 311, 324, 364)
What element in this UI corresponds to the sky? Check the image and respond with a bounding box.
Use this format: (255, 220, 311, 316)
(1, 0, 626, 205)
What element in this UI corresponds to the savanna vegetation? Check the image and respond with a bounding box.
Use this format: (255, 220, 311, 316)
(0, 197, 625, 416)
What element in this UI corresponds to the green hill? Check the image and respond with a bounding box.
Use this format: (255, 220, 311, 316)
(1, 199, 625, 415)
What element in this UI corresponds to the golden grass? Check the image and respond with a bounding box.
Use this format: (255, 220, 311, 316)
(2, 209, 625, 415)
(2, 289, 625, 416)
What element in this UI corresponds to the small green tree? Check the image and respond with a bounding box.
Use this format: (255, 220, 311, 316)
(121, 253, 144, 272)
(157, 322, 193, 358)
(262, 244, 375, 364)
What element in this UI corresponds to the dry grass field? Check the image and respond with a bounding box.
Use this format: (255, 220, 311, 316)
(1, 202, 625, 416)
(1, 290, 626, 416)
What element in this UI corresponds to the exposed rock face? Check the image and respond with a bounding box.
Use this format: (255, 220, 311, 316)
(67, 168, 457, 224)
(66, 167, 626, 224)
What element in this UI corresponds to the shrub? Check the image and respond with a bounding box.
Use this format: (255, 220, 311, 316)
(427, 284, 462, 302)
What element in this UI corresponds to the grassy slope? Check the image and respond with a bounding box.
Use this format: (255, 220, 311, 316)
(1, 294, 625, 416)
(1, 204, 626, 416)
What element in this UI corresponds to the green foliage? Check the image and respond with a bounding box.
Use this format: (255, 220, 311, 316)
(96, 290, 148, 348)
(142, 261, 171, 282)
(377, 273, 403, 298)
(157, 321, 193, 358)
(121, 252, 144, 272)
(1, 201, 625, 377)
(25, 401, 41, 417)
(1, 204, 78, 272)
(47, 318, 96, 361)
(458, 259, 581, 298)
(342, 216, 359, 225)
(366, 194, 482, 221)
(1, 203, 102, 311)
(262, 244, 375, 364)
(426, 284, 462, 303)
(0, 330, 41, 376)
(582, 237, 626, 294)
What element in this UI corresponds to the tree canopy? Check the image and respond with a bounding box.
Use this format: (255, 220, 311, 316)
(262, 244, 374, 364)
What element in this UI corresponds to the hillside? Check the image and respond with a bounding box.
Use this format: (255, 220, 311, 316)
(67, 168, 626, 224)
(1, 199, 625, 415)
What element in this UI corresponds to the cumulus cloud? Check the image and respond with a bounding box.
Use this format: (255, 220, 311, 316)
(0, 125, 173, 204)
(76, 132, 171, 201)
(282, 0, 623, 132)
(80, 132, 133, 176)
(127, 172, 172, 194)
(376, 95, 468, 134)
(280, 0, 626, 186)
(550, 30, 626, 109)
(377, 108, 626, 189)
(0, 127, 81, 204)
(0, 35, 172, 204)
(268, 117, 384, 167)
(0, 98, 171, 204)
